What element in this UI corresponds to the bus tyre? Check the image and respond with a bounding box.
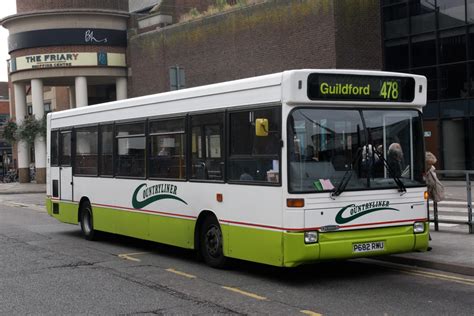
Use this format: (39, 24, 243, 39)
(200, 217, 227, 268)
(80, 202, 96, 241)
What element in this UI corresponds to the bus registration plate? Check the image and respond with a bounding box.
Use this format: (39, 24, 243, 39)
(353, 241, 385, 253)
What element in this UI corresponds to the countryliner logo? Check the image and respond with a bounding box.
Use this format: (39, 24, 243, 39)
(132, 183, 187, 209)
(335, 200, 399, 224)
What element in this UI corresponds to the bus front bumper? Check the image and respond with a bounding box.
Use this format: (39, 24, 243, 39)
(283, 223, 429, 267)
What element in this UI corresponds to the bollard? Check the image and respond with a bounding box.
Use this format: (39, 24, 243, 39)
(433, 200, 439, 231)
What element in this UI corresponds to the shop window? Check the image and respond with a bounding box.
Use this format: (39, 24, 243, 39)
(149, 118, 186, 179)
(442, 119, 467, 172)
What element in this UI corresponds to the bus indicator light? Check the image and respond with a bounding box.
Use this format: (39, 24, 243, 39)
(287, 199, 304, 208)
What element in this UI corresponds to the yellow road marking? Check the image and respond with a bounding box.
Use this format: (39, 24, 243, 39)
(396, 269, 474, 286)
(221, 286, 267, 300)
(166, 268, 196, 279)
(300, 310, 323, 316)
(117, 252, 149, 262)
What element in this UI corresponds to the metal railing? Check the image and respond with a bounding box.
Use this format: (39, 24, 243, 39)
(429, 170, 473, 234)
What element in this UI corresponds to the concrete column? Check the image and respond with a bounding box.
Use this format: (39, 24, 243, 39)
(31, 79, 46, 184)
(13, 82, 30, 183)
(75, 76, 88, 107)
(116, 77, 127, 100)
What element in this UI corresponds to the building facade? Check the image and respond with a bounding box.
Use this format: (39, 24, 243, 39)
(0, 82, 12, 178)
(382, 0, 474, 171)
(1, 0, 129, 182)
(1, 0, 473, 183)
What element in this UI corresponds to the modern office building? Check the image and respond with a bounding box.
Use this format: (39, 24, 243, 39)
(382, 0, 474, 171)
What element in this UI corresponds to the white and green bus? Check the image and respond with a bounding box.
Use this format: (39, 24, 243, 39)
(46, 69, 429, 268)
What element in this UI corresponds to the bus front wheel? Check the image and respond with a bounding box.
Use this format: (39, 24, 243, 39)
(80, 202, 96, 241)
(200, 216, 226, 268)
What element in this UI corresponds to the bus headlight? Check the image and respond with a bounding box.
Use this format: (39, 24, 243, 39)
(304, 231, 318, 244)
(413, 222, 425, 233)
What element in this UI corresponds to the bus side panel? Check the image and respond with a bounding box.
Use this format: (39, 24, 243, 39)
(149, 215, 194, 249)
(93, 206, 119, 234)
(226, 225, 283, 266)
(52, 200, 79, 225)
(116, 210, 149, 241)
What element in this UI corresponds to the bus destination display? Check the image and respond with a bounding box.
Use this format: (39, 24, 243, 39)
(307, 73, 416, 102)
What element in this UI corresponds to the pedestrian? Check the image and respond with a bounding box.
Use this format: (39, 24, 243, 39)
(387, 143, 404, 177)
(425, 152, 445, 203)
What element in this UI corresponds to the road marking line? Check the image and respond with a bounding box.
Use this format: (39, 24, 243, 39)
(397, 269, 474, 286)
(221, 286, 267, 300)
(300, 310, 323, 316)
(369, 261, 474, 286)
(117, 252, 149, 262)
(166, 268, 196, 279)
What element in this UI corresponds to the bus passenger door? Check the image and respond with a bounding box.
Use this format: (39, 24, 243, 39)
(59, 130, 73, 201)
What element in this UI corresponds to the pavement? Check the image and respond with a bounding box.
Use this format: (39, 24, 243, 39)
(0, 181, 472, 276)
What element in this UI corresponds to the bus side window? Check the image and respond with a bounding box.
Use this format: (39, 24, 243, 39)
(50, 130, 59, 166)
(59, 131, 72, 166)
(228, 107, 281, 184)
(149, 118, 186, 179)
(190, 113, 224, 181)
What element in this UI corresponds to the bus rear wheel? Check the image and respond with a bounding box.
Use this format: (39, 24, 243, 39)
(80, 202, 96, 241)
(200, 216, 227, 268)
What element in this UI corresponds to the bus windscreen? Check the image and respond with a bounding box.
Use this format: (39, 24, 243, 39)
(307, 74, 416, 102)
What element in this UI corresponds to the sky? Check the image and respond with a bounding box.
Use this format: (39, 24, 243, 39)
(0, 0, 17, 82)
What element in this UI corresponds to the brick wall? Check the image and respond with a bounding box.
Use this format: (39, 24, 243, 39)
(334, 0, 382, 70)
(16, 0, 128, 13)
(129, 0, 347, 96)
(0, 101, 9, 115)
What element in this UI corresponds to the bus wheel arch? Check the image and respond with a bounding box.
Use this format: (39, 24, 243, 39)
(195, 211, 227, 268)
(78, 197, 96, 241)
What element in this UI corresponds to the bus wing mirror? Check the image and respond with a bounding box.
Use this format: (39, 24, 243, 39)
(255, 118, 269, 137)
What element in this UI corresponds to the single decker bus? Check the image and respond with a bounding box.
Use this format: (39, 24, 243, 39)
(46, 69, 429, 268)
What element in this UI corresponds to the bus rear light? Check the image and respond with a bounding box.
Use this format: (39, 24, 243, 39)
(287, 199, 304, 208)
(216, 193, 223, 203)
(304, 231, 318, 244)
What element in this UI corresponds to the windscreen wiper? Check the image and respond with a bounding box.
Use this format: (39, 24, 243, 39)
(330, 147, 363, 199)
(372, 146, 407, 195)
